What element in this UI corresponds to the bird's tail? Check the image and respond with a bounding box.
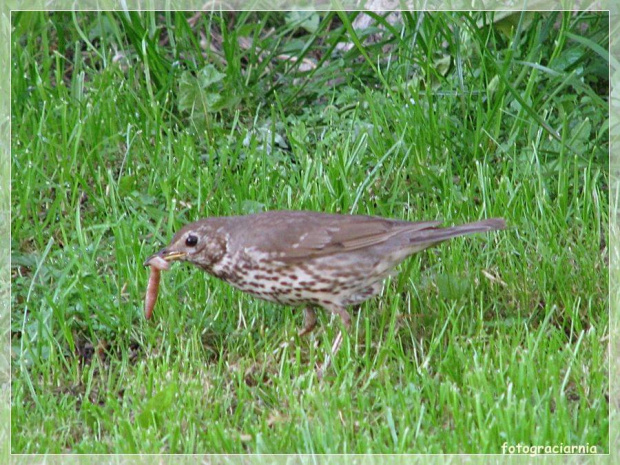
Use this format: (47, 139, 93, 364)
(404, 218, 506, 250)
(432, 218, 506, 240)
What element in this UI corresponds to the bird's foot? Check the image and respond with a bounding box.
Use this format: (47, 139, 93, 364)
(297, 306, 317, 337)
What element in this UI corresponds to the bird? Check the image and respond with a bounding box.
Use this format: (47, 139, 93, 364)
(144, 210, 505, 370)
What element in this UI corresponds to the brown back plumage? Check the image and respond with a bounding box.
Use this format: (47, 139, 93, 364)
(223, 211, 506, 263)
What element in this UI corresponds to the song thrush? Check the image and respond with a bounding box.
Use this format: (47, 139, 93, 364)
(145, 211, 505, 353)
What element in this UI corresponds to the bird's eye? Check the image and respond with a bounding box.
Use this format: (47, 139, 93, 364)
(185, 234, 198, 247)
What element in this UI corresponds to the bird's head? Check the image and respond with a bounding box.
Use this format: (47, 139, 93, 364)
(144, 219, 228, 270)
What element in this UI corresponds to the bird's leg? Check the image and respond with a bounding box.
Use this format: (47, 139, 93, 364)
(317, 304, 352, 378)
(330, 306, 352, 331)
(297, 306, 317, 337)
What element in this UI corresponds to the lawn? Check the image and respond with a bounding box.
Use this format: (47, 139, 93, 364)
(10, 10, 609, 454)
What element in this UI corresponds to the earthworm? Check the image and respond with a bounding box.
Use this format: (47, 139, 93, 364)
(144, 256, 170, 319)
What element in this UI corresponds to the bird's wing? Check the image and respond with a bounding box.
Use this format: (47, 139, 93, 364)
(235, 212, 441, 263)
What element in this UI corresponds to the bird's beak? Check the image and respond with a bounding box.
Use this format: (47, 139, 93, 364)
(143, 248, 187, 267)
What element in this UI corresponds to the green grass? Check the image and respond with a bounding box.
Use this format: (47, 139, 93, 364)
(10, 10, 609, 454)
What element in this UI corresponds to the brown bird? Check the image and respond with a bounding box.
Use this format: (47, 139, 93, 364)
(145, 210, 505, 367)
